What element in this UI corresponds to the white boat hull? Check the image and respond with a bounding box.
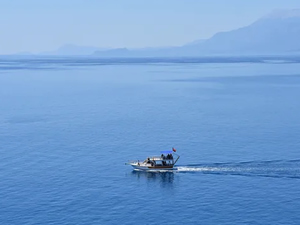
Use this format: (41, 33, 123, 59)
(131, 164, 176, 171)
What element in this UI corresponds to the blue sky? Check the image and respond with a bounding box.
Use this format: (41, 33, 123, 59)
(1, 0, 300, 54)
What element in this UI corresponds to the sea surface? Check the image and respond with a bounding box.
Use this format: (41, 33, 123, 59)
(1, 56, 300, 224)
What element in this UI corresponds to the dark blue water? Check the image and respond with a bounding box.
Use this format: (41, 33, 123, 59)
(1, 57, 300, 224)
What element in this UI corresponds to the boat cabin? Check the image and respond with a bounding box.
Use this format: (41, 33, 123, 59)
(139, 150, 179, 168)
(126, 149, 180, 170)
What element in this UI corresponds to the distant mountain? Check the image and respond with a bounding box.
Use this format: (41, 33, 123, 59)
(17, 9, 300, 57)
(191, 9, 300, 54)
(40, 44, 109, 55)
(13, 51, 34, 56)
(93, 48, 131, 57)
(94, 9, 300, 57)
(183, 39, 207, 46)
(93, 46, 179, 57)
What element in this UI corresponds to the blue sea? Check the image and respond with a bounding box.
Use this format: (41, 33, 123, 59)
(1, 56, 300, 224)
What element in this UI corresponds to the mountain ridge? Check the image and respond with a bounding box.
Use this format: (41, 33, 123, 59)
(14, 9, 300, 57)
(93, 8, 300, 57)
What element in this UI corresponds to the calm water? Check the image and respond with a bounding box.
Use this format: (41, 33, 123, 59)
(1, 57, 300, 224)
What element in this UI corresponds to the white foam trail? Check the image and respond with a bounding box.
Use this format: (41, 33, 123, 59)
(172, 160, 300, 178)
(176, 166, 237, 172)
(176, 167, 212, 172)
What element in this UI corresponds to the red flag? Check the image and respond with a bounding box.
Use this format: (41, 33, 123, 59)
(172, 147, 176, 152)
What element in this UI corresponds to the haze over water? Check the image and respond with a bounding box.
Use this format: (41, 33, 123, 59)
(1, 57, 300, 224)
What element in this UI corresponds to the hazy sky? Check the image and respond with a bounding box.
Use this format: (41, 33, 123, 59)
(1, 0, 300, 54)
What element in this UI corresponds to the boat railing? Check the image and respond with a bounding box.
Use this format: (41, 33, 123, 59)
(149, 156, 164, 160)
(150, 156, 175, 160)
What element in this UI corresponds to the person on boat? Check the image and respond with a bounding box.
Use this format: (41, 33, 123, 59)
(161, 154, 164, 159)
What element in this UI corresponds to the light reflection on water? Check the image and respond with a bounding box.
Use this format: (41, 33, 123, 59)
(130, 170, 175, 186)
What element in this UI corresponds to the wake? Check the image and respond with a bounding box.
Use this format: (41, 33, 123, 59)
(175, 159, 300, 179)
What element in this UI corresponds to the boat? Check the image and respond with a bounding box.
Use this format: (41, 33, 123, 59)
(126, 148, 180, 171)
